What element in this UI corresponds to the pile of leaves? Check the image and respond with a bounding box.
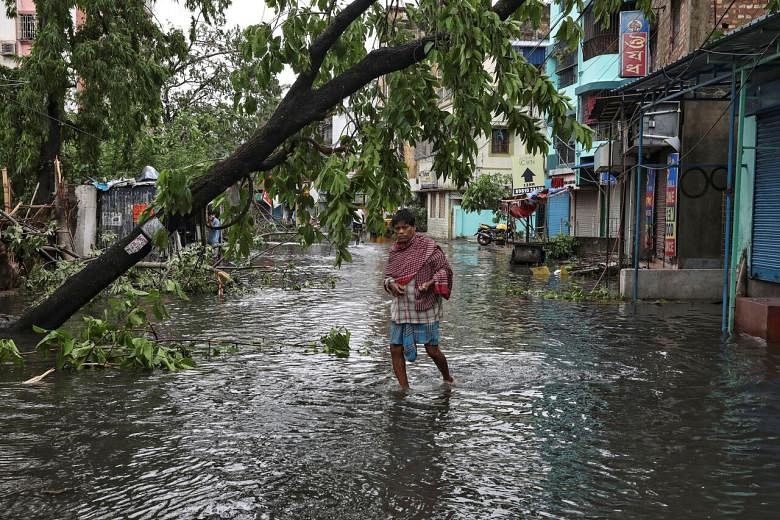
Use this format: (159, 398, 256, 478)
(507, 284, 621, 303)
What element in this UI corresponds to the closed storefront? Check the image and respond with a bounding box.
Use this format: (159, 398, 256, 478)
(752, 106, 780, 283)
(547, 191, 571, 236)
(574, 188, 598, 237)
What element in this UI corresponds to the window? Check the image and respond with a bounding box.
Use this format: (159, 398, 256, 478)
(553, 41, 577, 88)
(19, 13, 36, 41)
(319, 119, 333, 145)
(491, 128, 510, 154)
(431, 192, 437, 218)
(671, 0, 681, 50)
(438, 193, 445, 219)
(414, 140, 434, 160)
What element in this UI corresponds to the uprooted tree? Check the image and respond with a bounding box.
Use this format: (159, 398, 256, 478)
(3, 0, 647, 333)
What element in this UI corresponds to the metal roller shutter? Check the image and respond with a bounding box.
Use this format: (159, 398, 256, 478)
(752, 107, 780, 282)
(574, 189, 599, 237)
(547, 191, 571, 236)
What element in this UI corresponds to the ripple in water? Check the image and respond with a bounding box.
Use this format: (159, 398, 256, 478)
(2, 242, 780, 519)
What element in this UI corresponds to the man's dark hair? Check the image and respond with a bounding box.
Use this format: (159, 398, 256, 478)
(391, 208, 416, 227)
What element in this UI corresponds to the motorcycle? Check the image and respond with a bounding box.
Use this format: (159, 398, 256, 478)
(475, 223, 510, 246)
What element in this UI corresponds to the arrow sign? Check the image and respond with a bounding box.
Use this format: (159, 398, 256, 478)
(522, 168, 535, 183)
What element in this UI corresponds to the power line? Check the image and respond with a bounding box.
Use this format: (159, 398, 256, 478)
(660, 0, 739, 84)
(0, 93, 106, 143)
(677, 33, 780, 162)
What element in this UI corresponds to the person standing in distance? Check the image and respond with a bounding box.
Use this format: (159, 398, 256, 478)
(384, 208, 454, 389)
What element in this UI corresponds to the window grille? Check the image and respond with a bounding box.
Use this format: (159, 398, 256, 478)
(19, 14, 36, 41)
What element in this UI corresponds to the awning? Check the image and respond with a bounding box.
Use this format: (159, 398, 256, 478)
(590, 11, 780, 121)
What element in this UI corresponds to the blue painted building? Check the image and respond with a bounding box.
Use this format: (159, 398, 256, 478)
(546, 1, 633, 238)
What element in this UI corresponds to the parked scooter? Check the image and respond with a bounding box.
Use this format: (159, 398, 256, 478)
(475, 223, 509, 246)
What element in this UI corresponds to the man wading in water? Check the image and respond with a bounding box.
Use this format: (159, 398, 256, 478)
(384, 208, 454, 389)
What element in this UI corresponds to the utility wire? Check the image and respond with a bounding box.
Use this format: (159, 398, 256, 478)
(0, 92, 107, 143)
(659, 0, 739, 83)
(677, 33, 780, 162)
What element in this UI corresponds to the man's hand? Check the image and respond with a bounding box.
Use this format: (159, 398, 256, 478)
(389, 281, 406, 297)
(419, 280, 434, 292)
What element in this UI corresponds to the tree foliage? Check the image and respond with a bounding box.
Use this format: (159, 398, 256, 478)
(7, 0, 653, 332)
(461, 173, 511, 214)
(0, 0, 192, 199)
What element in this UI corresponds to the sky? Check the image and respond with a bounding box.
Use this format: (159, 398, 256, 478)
(154, 0, 269, 31)
(154, 0, 297, 85)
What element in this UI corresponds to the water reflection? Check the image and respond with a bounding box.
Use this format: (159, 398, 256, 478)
(1, 242, 780, 519)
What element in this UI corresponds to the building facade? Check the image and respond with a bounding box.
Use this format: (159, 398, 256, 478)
(0, 0, 36, 68)
(412, 35, 550, 241)
(582, 4, 770, 311)
(546, 1, 631, 240)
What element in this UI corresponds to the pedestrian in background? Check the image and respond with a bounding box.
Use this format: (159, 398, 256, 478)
(207, 210, 222, 246)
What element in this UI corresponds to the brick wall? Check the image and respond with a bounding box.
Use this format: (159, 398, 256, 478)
(650, 0, 766, 71)
(517, 5, 550, 41)
(714, 0, 766, 33)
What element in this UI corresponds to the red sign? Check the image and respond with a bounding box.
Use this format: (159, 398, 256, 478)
(621, 33, 648, 77)
(620, 11, 650, 78)
(132, 203, 149, 223)
(551, 176, 564, 189)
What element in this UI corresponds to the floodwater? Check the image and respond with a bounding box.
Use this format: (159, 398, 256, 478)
(2, 241, 780, 519)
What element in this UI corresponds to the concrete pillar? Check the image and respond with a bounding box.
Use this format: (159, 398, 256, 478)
(74, 185, 97, 257)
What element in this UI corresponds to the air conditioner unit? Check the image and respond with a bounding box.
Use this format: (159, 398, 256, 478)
(0, 42, 16, 56)
(628, 102, 681, 150)
(594, 140, 636, 172)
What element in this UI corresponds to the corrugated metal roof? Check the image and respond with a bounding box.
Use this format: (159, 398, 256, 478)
(590, 11, 780, 121)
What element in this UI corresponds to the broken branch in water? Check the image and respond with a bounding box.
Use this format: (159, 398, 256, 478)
(22, 367, 55, 384)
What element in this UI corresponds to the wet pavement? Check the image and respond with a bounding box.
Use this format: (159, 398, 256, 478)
(2, 241, 780, 519)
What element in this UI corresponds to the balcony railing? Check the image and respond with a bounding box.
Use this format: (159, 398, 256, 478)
(588, 122, 616, 142)
(554, 45, 577, 72)
(557, 66, 577, 88)
(582, 33, 619, 61)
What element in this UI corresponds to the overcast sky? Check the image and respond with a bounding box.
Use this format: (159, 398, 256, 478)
(154, 0, 297, 85)
(154, 0, 269, 30)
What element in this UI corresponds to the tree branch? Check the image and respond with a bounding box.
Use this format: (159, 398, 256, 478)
(6, 0, 535, 333)
(492, 0, 528, 20)
(293, 0, 377, 92)
(258, 146, 293, 171)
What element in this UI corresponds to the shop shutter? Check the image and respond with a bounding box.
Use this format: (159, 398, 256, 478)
(574, 189, 599, 237)
(752, 107, 780, 282)
(547, 191, 571, 236)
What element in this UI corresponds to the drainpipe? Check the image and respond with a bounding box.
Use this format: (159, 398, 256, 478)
(721, 67, 738, 334)
(633, 112, 645, 303)
(728, 68, 748, 333)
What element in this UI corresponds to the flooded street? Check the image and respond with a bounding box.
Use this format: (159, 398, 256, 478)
(2, 241, 780, 519)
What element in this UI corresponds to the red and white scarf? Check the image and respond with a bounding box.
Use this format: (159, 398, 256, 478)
(385, 233, 452, 310)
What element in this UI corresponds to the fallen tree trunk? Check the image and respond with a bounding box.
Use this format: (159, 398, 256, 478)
(4, 0, 529, 333)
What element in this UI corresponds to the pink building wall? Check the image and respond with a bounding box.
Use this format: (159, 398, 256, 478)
(16, 0, 36, 57)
